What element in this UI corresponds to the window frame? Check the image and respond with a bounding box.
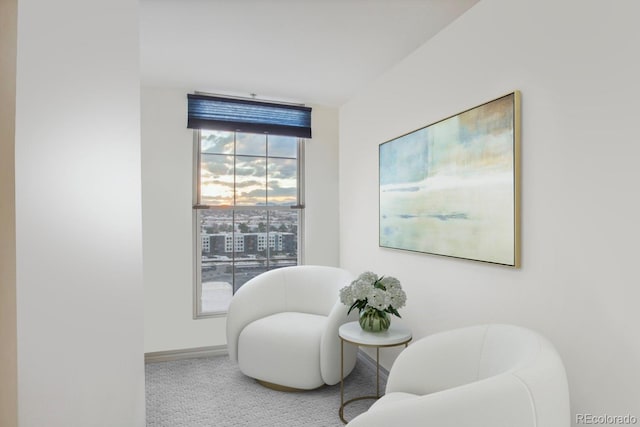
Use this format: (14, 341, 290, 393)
(192, 130, 305, 319)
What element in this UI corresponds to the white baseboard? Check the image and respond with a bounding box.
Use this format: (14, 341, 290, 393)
(357, 350, 389, 383)
(145, 345, 228, 363)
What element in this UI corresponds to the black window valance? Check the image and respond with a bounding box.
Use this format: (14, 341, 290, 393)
(187, 94, 312, 138)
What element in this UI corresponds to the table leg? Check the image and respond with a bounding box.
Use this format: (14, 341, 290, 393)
(340, 339, 344, 408)
(376, 346, 380, 398)
(338, 329, 411, 424)
(339, 338, 346, 424)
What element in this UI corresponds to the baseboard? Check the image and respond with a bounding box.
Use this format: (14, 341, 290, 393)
(145, 345, 228, 363)
(357, 349, 389, 383)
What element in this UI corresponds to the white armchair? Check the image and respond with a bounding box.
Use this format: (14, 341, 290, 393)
(347, 324, 570, 427)
(226, 265, 358, 390)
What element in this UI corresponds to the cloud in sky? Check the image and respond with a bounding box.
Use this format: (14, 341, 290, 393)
(199, 131, 298, 206)
(202, 130, 234, 154)
(200, 155, 297, 206)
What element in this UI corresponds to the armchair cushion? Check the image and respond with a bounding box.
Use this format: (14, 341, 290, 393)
(239, 312, 327, 389)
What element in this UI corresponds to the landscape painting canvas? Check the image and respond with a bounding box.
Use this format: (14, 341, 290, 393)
(379, 92, 520, 266)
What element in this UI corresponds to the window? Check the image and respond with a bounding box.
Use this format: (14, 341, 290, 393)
(194, 130, 304, 317)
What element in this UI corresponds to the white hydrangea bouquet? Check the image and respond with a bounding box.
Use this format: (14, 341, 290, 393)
(339, 271, 407, 332)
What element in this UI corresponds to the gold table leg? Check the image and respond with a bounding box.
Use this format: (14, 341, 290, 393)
(338, 329, 412, 424)
(340, 338, 345, 423)
(339, 341, 380, 424)
(376, 347, 380, 398)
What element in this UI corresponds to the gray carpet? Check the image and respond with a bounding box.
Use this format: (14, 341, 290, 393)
(145, 354, 386, 427)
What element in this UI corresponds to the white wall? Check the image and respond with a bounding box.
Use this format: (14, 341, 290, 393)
(339, 0, 640, 422)
(0, 0, 18, 424)
(141, 86, 227, 352)
(142, 86, 341, 352)
(14, 0, 145, 425)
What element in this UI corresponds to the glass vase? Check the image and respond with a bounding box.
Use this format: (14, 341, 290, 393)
(359, 308, 391, 332)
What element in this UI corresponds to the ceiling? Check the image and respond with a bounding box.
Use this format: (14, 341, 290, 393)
(140, 0, 479, 107)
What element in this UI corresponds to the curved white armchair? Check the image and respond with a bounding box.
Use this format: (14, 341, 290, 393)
(226, 265, 358, 390)
(347, 324, 570, 427)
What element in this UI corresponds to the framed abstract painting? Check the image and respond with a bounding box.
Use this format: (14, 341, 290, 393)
(379, 92, 521, 267)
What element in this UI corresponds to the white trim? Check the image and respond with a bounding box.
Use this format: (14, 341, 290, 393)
(145, 345, 228, 364)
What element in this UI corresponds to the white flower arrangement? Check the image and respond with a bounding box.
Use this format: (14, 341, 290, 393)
(339, 271, 407, 318)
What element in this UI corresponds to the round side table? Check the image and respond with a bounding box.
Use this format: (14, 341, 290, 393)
(338, 321, 412, 424)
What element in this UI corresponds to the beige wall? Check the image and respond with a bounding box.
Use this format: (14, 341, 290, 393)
(142, 86, 341, 352)
(0, 0, 18, 424)
(339, 0, 640, 423)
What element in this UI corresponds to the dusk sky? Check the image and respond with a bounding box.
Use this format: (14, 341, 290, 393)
(200, 130, 297, 206)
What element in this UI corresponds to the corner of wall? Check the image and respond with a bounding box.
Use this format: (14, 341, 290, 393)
(0, 0, 18, 423)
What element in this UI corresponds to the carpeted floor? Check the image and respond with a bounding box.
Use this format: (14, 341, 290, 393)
(145, 354, 386, 427)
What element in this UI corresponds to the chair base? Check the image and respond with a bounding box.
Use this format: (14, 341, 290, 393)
(256, 379, 320, 392)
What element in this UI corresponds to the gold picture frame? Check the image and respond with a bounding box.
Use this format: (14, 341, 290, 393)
(379, 92, 521, 267)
